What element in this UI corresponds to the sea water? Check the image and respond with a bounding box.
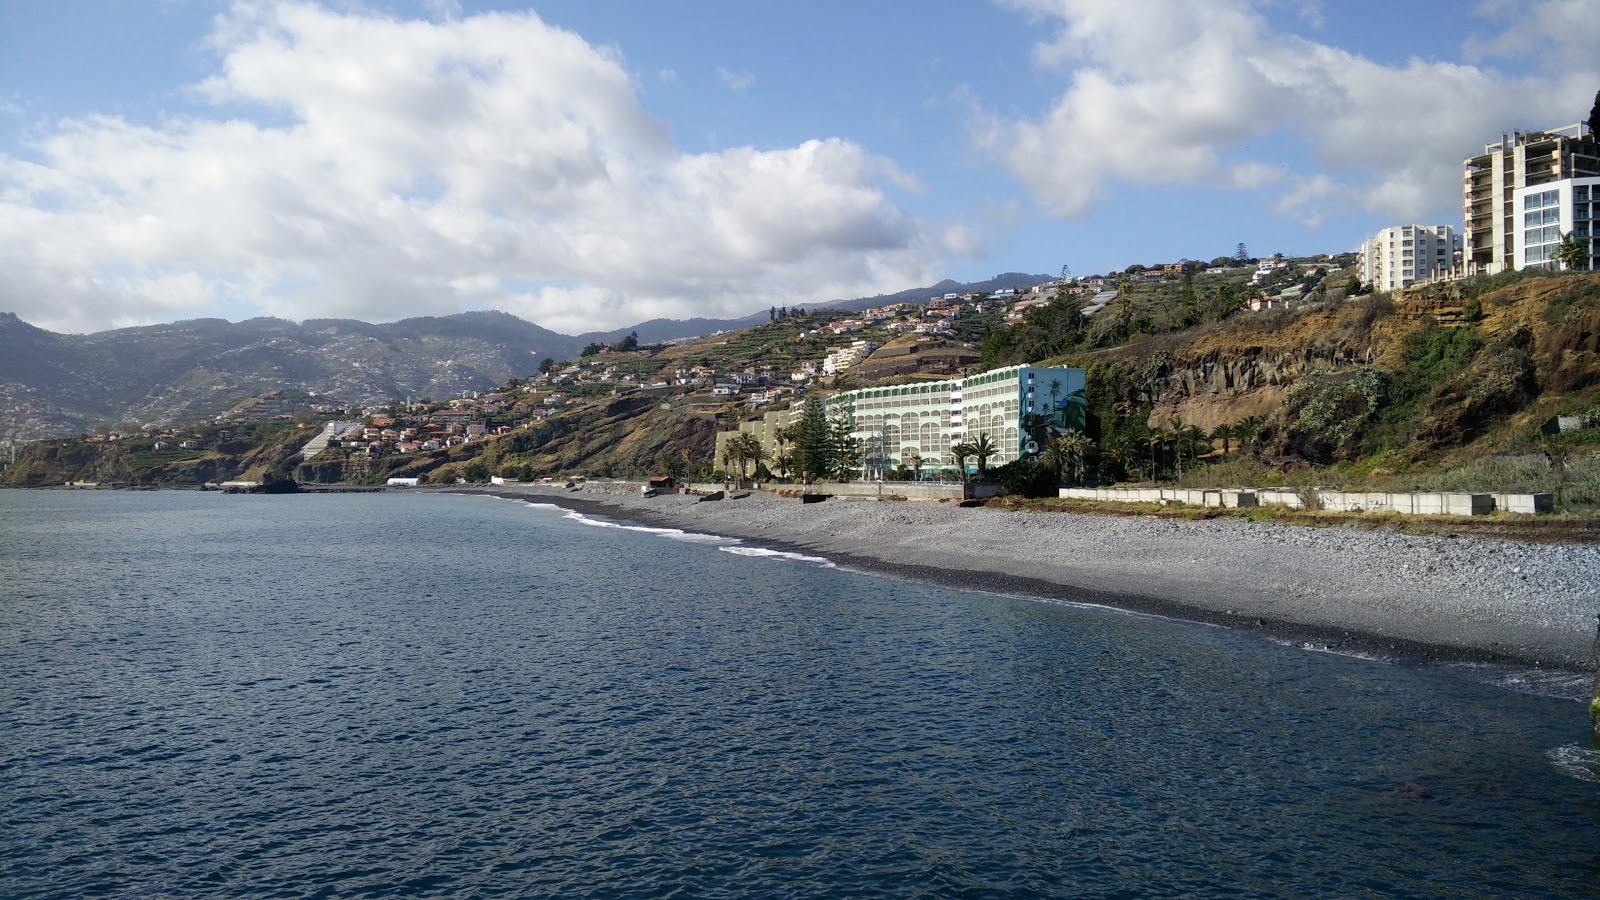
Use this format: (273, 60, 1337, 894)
(2, 490, 1597, 897)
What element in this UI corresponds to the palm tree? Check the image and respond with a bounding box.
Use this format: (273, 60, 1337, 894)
(728, 433, 764, 480)
(905, 450, 923, 481)
(1555, 232, 1589, 271)
(952, 441, 973, 482)
(774, 451, 793, 480)
(1042, 434, 1071, 484)
(1237, 415, 1267, 451)
(1210, 422, 1235, 455)
(970, 433, 996, 478)
(1101, 439, 1131, 483)
(1046, 430, 1090, 486)
(1146, 430, 1168, 482)
(1165, 419, 1205, 480)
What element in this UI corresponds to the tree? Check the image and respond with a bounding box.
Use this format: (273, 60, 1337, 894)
(1589, 88, 1600, 139)
(952, 441, 973, 482)
(1237, 415, 1267, 450)
(538, 357, 557, 374)
(791, 395, 835, 482)
(615, 331, 640, 352)
(1555, 232, 1589, 271)
(736, 434, 766, 478)
(905, 449, 923, 481)
(970, 433, 996, 478)
(1044, 429, 1089, 485)
(1233, 242, 1250, 266)
(827, 414, 861, 480)
(1179, 270, 1199, 327)
(1210, 422, 1235, 455)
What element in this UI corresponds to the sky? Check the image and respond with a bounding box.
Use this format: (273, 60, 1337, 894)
(1, 1, 1596, 336)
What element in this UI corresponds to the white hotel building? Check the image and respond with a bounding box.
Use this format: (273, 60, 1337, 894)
(827, 364, 1086, 477)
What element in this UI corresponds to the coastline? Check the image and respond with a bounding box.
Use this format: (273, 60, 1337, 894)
(454, 483, 1600, 697)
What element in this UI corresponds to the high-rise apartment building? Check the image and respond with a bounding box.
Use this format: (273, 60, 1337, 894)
(1514, 177, 1599, 271)
(1358, 225, 1460, 291)
(1463, 124, 1600, 275)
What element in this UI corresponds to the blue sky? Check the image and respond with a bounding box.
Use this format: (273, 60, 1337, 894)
(1, 0, 1596, 335)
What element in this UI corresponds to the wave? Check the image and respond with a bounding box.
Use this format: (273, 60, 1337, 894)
(718, 546, 836, 567)
(504, 497, 835, 566)
(1547, 743, 1600, 783)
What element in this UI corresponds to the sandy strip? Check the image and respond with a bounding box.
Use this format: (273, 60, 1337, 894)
(461, 484, 1600, 684)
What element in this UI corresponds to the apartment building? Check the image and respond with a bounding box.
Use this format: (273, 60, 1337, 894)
(1514, 176, 1599, 271)
(1463, 124, 1600, 275)
(1358, 225, 1461, 291)
(828, 364, 1086, 478)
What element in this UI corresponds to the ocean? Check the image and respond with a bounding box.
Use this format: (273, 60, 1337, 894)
(3, 489, 1598, 897)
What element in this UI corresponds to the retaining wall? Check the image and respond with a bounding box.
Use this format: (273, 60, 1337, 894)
(1059, 486, 1544, 516)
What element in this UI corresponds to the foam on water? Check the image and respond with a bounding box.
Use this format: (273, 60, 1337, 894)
(1548, 743, 1600, 783)
(509, 497, 832, 563)
(718, 545, 836, 567)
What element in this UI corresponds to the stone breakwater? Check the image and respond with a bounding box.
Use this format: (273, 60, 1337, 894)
(482, 483, 1600, 684)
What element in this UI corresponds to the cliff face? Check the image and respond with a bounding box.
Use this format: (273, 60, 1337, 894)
(1078, 272, 1600, 465)
(1140, 347, 1365, 432)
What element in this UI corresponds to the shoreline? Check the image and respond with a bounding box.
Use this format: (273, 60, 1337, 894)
(453, 484, 1600, 699)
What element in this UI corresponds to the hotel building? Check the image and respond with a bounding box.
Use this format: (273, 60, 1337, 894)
(828, 364, 1086, 478)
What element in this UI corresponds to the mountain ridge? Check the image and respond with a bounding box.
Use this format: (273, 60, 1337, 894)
(0, 274, 1049, 439)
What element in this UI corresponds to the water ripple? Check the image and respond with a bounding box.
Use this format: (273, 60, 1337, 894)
(2, 490, 1596, 898)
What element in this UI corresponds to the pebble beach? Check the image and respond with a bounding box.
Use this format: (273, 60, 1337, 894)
(474, 482, 1600, 693)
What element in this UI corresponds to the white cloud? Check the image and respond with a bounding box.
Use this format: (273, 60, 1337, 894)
(658, 68, 678, 84)
(716, 66, 756, 92)
(1467, 0, 1600, 71)
(0, 2, 949, 335)
(981, 0, 1597, 223)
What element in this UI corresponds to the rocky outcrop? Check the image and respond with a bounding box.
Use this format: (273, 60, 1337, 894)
(1140, 347, 1365, 432)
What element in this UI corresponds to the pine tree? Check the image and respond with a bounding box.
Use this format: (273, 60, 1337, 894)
(791, 395, 833, 482)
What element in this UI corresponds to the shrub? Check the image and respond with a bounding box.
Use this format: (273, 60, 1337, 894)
(989, 458, 1059, 499)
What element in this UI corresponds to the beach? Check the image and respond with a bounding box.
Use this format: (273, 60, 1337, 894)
(473, 483, 1600, 686)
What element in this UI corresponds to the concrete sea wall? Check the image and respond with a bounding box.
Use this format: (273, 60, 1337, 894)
(1059, 487, 1550, 517)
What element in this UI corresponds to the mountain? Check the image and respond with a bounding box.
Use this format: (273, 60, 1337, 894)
(0, 310, 585, 439)
(821, 272, 1052, 314)
(1, 275, 1051, 439)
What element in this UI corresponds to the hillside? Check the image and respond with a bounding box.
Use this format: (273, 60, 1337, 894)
(9, 270, 1600, 510)
(0, 275, 1041, 441)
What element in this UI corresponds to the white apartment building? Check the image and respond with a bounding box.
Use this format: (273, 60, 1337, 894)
(828, 364, 1086, 478)
(1513, 176, 1599, 271)
(1463, 124, 1600, 275)
(821, 340, 878, 375)
(1359, 225, 1461, 291)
